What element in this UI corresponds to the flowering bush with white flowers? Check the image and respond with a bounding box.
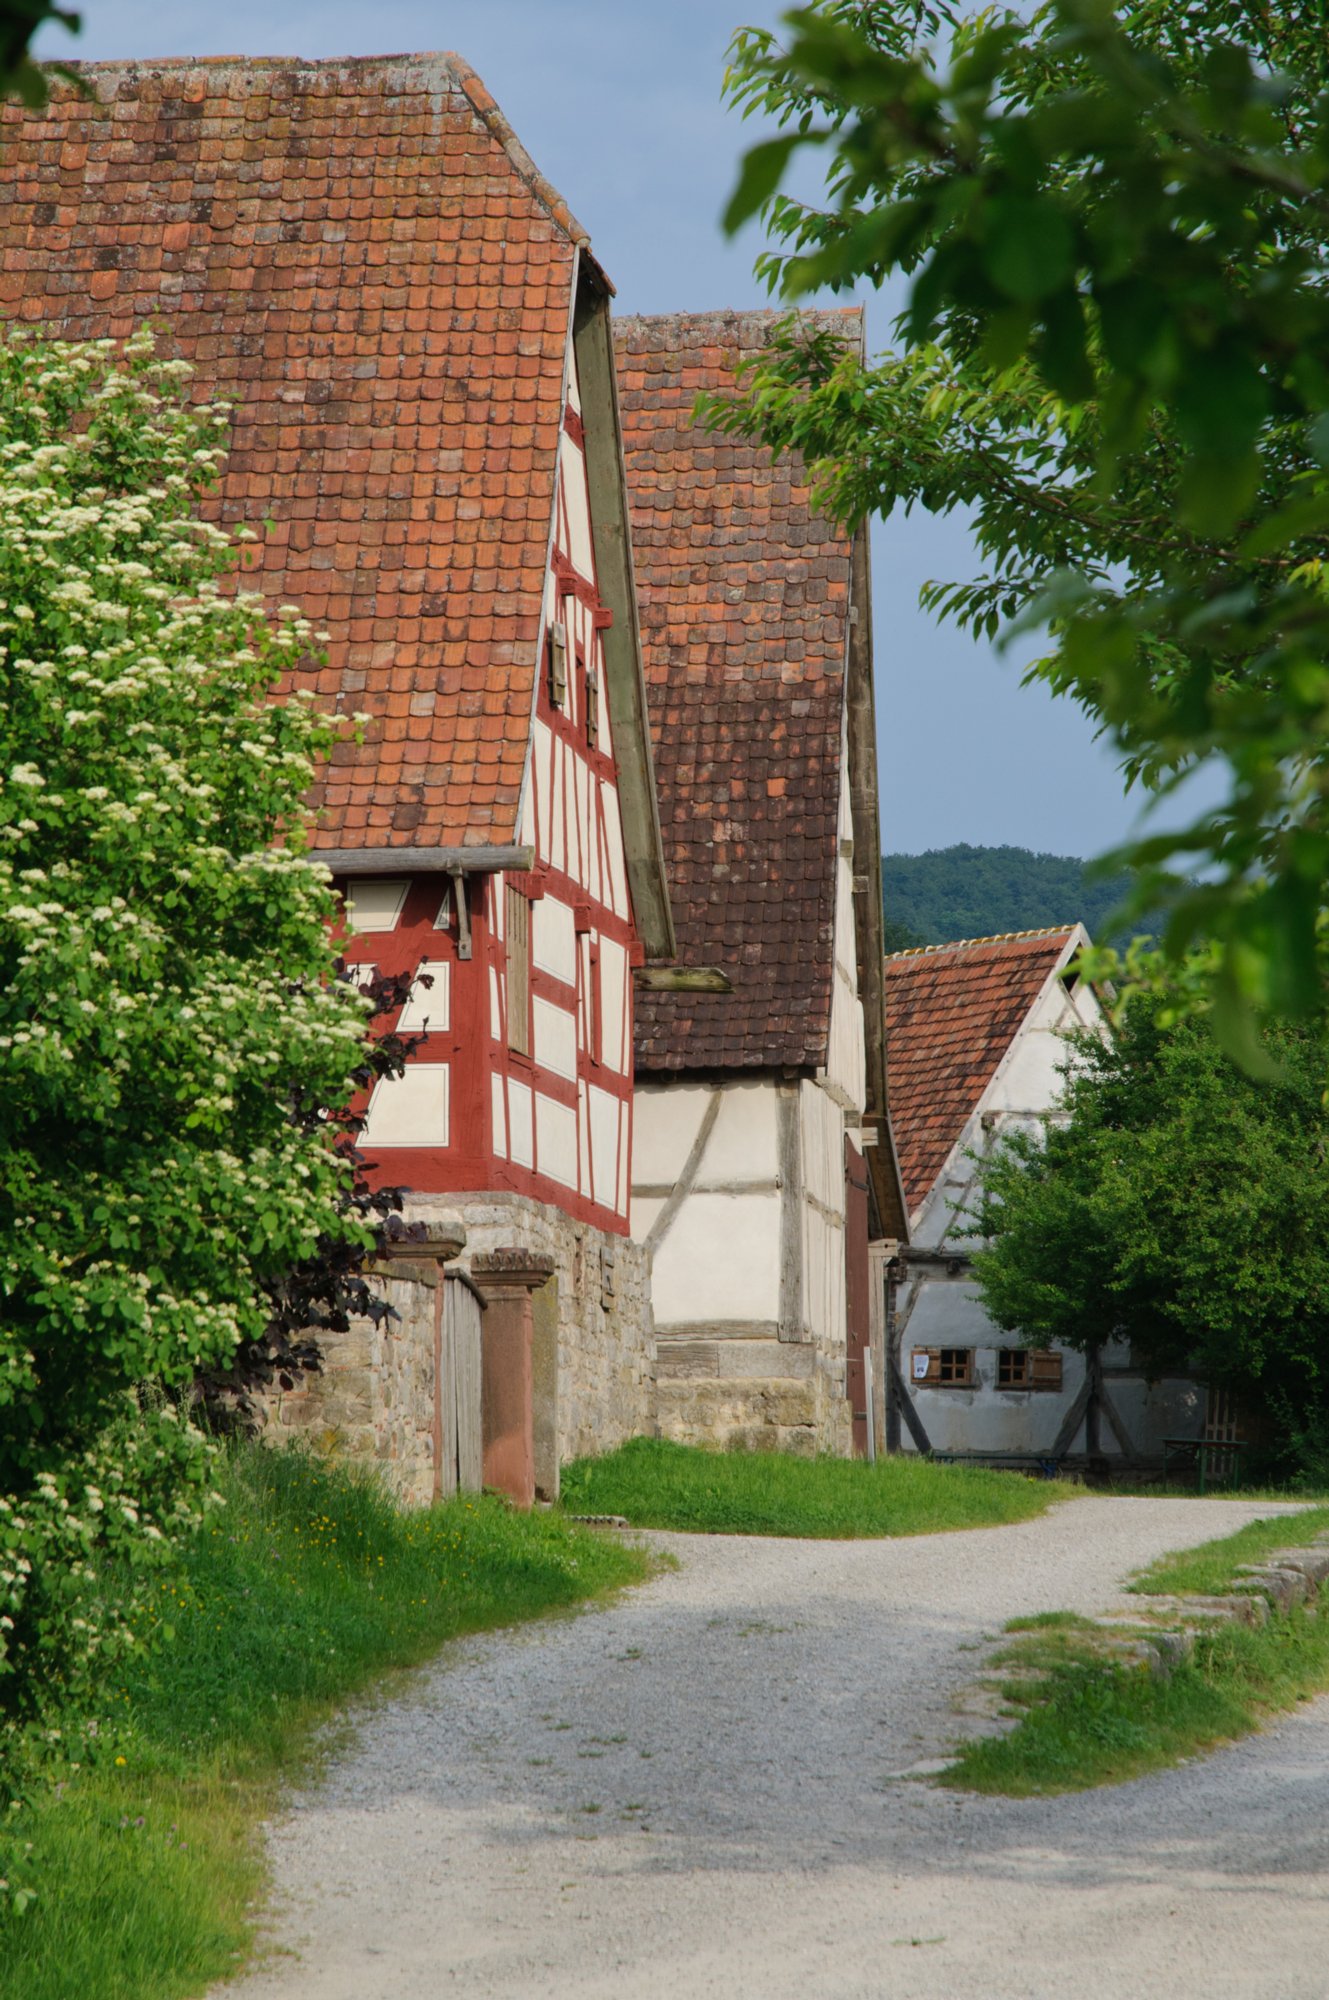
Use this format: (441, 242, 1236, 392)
(0, 327, 373, 1772)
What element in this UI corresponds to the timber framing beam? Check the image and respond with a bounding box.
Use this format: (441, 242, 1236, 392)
(845, 518, 908, 1241)
(572, 266, 675, 963)
(634, 965, 732, 993)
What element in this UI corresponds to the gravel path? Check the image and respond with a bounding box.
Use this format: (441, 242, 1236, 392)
(224, 1496, 1329, 2000)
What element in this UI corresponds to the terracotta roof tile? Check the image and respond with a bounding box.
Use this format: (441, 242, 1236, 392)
(0, 53, 584, 852)
(883, 928, 1078, 1216)
(615, 307, 861, 1072)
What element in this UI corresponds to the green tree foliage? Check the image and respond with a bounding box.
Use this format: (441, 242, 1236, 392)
(884, 841, 1147, 945)
(968, 998, 1329, 1465)
(882, 913, 929, 952)
(0, 329, 372, 1760)
(0, 1, 79, 107)
(719, 1, 1329, 1059)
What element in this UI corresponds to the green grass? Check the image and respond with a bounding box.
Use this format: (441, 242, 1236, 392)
(1003, 1610, 1099, 1635)
(0, 1445, 649, 2000)
(945, 1505, 1329, 1796)
(560, 1435, 1073, 1538)
(1129, 1503, 1329, 1598)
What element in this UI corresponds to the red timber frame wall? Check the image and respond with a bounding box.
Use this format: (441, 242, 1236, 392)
(336, 351, 640, 1238)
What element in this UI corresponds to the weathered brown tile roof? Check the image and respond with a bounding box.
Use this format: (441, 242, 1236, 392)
(615, 307, 861, 1072)
(884, 927, 1078, 1216)
(0, 53, 588, 853)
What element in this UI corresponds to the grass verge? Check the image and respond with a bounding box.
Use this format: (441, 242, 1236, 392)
(945, 1506, 1329, 1796)
(560, 1435, 1073, 1537)
(0, 1445, 649, 2000)
(1128, 1504, 1329, 1598)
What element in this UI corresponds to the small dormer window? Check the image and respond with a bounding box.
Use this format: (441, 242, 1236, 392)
(547, 620, 567, 707)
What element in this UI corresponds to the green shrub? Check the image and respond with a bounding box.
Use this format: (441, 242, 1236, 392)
(0, 327, 371, 1777)
(970, 997, 1329, 1473)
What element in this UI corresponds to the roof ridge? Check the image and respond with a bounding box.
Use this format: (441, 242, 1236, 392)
(615, 305, 864, 342)
(615, 305, 863, 322)
(885, 923, 1079, 961)
(62, 51, 593, 254)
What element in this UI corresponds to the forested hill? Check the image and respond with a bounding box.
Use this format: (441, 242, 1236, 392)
(883, 844, 1145, 949)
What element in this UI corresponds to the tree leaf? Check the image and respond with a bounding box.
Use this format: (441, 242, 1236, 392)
(978, 195, 1076, 303)
(722, 134, 805, 235)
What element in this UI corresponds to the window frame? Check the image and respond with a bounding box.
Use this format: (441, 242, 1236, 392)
(938, 1347, 973, 1387)
(912, 1347, 975, 1388)
(997, 1347, 1064, 1392)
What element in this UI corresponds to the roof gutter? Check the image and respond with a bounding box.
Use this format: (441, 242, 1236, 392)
(310, 845, 534, 876)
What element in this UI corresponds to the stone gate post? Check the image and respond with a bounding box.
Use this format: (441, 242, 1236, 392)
(471, 1249, 556, 1508)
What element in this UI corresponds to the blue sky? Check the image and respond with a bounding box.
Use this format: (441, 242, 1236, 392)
(35, 0, 1154, 861)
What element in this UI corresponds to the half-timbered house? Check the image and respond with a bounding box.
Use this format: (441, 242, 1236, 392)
(0, 54, 674, 1492)
(885, 927, 1201, 1470)
(615, 310, 908, 1457)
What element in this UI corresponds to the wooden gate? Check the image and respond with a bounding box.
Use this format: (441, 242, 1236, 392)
(436, 1271, 484, 1500)
(1200, 1386, 1246, 1488)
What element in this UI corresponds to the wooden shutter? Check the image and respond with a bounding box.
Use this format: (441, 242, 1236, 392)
(1030, 1348, 1063, 1391)
(588, 936, 602, 1065)
(506, 887, 530, 1055)
(911, 1348, 942, 1386)
(547, 620, 567, 706)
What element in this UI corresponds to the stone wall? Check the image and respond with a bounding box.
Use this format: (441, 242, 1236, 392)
(264, 1255, 446, 1508)
(654, 1347, 850, 1458)
(262, 1194, 653, 1506)
(410, 1192, 654, 1491)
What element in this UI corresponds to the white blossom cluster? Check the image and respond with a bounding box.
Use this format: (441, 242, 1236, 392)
(0, 328, 374, 1785)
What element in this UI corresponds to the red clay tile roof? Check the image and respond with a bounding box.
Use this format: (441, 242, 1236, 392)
(0, 53, 587, 852)
(615, 308, 861, 1072)
(884, 928, 1077, 1217)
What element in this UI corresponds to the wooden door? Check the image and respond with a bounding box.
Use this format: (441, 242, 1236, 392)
(438, 1272, 484, 1499)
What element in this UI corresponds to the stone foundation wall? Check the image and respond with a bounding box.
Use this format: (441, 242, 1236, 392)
(654, 1335, 851, 1458)
(263, 1258, 443, 1508)
(262, 1197, 653, 1507)
(633, 1076, 857, 1460)
(406, 1192, 655, 1489)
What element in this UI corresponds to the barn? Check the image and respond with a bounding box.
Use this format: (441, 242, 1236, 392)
(616, 310, 908, 1457)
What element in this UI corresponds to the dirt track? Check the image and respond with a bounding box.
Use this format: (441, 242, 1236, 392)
(223, 1495, 1328, 2000)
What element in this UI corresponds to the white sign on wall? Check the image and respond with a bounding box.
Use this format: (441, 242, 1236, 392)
(912, 1350, 930, 1381)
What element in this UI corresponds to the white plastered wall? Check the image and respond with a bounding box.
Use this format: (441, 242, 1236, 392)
(632, 1079, 784, 1335)
(630, 724, 866, 1454)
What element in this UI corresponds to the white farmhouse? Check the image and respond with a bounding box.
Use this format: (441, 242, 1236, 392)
(886, 926, 1201, 1470)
